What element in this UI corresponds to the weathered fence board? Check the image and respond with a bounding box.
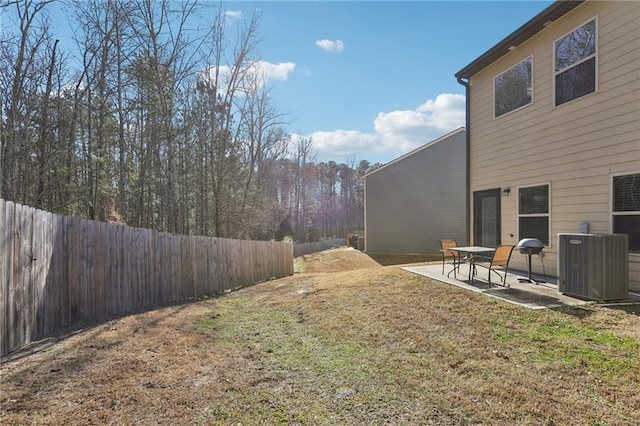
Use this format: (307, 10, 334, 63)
(66, 216, 80, 326)
(0, 199, 11, 356)
(1, 200, 294, 356)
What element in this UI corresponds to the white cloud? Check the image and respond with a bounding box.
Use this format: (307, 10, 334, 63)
(304, 93, 465, 163)
(224, 10, 243, 20)
(304, 130, 380, 160)
(315, 39, 345, 53)
(415, 93, 466, 129)
(200, 60, 296, 94)
(373, 93, 465, 153)
(253, 60, 296, 83)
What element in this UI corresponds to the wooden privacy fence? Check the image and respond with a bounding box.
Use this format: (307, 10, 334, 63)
(293, 238, 347, 258)
(0, 199, 294, 356)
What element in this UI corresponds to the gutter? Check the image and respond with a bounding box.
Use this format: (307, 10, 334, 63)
(457, 76, 471, 246)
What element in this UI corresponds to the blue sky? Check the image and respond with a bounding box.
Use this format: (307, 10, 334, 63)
(218, 0, 554, 164)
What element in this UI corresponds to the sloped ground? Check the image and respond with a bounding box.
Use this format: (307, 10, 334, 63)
(1, 247, 639, 425)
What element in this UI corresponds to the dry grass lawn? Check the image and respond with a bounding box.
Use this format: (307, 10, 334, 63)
(1, 247, 639, 425)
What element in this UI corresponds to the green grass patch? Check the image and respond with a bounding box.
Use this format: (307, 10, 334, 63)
(488, 307, 639, 380)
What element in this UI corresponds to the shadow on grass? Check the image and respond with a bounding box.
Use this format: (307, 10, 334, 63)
(551, 305, 598, 319)
(601, 303, 640, 316)
(553, 302, 640, 319)
(2, 300, 195, 364)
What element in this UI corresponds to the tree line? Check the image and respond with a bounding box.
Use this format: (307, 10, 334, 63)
(0, 0, 379, 242)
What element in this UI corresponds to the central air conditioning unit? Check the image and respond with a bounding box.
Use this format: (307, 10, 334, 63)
(558, 233, 629, 301)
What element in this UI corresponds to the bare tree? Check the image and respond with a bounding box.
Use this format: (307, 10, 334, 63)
(234, 70, 290, 237)
(119, 0, 201, 231)
(0, 0, 56, 203)
(292, 135, 315, 242)
(0, 0, 365, 242)
(191, 8, 262, 237)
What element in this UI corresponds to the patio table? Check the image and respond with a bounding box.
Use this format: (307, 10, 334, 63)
(449, 246, 496, 281)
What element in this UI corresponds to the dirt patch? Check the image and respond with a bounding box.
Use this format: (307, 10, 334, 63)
(294, 247, 381, 273)
(2, 247, 639, 425)
(294, 247, 440, 272)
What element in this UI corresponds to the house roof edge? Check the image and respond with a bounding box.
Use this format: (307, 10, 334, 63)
(361, 127, 466, 179)
(455, 0, 585, 79)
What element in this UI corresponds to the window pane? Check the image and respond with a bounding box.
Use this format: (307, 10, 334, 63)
(519, 217, 549, 245)
(519, 185, 548, 214)
(495, 57, 532, 117)
(555, 19, 596, 72)
(555, 57, 596, 106)
(480, 196, 498, 247)
(613, 173, 640, 212)
(614, 215, 640, 253)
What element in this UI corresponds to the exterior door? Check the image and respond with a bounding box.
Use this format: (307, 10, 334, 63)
(473, 189, 501, 247)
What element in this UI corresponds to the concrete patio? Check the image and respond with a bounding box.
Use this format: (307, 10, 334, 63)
(403, 262, 593, 310)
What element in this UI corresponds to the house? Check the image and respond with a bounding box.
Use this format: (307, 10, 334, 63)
(362, 127, 467, 255)
(455, 0, 639, 291)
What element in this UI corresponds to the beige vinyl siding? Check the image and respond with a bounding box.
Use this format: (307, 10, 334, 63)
(598, 1, 638, 57)
(468, 1, 640, 290)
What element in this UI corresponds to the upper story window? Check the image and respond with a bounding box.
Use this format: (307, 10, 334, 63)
(494, 56, 533, 118)
(613, 173, 640, 253)
(554, 18, 597, 106)
(519, 184, 549, 245)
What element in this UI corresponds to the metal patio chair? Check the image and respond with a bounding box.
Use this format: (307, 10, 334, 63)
(440, 239, 466, 278)
(472, 245, 515, 286)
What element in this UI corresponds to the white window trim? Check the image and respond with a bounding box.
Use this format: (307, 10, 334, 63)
(517, 182, 552, 248)
(493, 55, 534, 119)
(552, 15, 598, 108)
(610, 171, 640, 257)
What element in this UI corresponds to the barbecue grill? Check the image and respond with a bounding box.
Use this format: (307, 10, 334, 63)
(516, 238, 545, 283)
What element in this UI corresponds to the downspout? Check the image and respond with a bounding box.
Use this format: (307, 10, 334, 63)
(457, 76, 471, 245)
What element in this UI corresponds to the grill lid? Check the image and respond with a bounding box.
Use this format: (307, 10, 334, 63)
(517, 238, 544, 249)
(517, 238, 544, 254)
